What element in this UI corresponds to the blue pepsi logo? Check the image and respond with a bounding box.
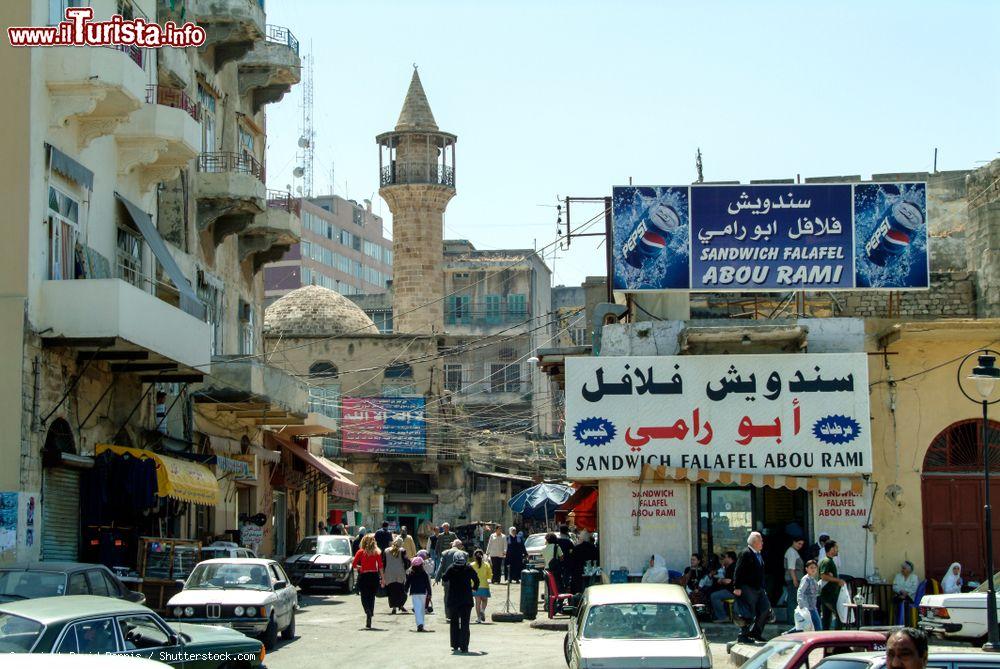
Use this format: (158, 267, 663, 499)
(813, 415, 861, 445)
(573, 417, 616, 447)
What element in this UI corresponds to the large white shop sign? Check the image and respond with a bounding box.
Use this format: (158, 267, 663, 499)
(565, 354, 871, 478)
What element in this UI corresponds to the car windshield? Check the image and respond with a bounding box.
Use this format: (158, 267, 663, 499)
(582, 602, 698, 640)
(0, 613, 44, 652)
(974, 572, 1000, 593)
(294, 537, 351, 556)
(186, 563, 271, 591)
(742, 641, 804, 669)
(0, 570, 66, 601)
(524, 535, 547, 551)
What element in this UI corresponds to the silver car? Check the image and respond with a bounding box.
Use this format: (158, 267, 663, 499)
(564, 583, 711, 669)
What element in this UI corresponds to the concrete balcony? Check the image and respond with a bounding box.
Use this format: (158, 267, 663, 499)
(192, 0, 266, 70)
(46, 46, 147, 149)
(116, 87, 201, 193)
(195, 152, 266, 245)
(238, 191, 302, 273)
(36, 278, 211, 375)
(238, 26, 301, 113)
(156, 43, 192, 89)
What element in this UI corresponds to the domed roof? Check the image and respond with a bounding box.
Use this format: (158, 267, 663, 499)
(264, 285, 379, 337)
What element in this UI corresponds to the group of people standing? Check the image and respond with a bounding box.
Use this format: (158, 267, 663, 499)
(484, 526, 529, 584)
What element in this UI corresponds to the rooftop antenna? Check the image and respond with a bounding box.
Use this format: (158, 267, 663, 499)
(296, 44, 315, 198)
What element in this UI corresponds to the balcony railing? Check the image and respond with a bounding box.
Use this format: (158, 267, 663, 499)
(265, 25, 299, 55)
(380, 162, 455, 188)
(111, 43, 145, 70)
(146, 85, 200, 121)
(198, 151, 264, 182)
(266, 189, 301, 216)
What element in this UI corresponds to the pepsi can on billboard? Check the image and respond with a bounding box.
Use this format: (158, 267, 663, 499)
(622, 201, 680, 268)
(863, 200, 924, 267)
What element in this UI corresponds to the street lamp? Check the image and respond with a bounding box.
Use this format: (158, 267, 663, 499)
(959, 350, 1000, 651)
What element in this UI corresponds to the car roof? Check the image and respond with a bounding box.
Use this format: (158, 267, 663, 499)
(583, 583, 691, 605)
(0, 595, 148, 623)
(197, 558, 275, 566)
(0, 562, 107, 573)
(775, 630, 888, 643)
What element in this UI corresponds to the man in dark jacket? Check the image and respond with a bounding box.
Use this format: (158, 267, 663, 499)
(441, 552, 479, 653)
(733, 531, 771, 644)
(374, 522, 393, 552)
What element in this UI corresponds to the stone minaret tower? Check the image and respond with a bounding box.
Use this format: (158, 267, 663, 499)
(377, 68, 456, 333)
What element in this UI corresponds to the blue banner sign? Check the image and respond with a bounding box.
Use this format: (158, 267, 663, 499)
(342, 396, 426, 455)
(612, 182, 928, 291)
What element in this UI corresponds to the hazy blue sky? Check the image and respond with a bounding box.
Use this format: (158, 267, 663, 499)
(264, 0, 999, 287)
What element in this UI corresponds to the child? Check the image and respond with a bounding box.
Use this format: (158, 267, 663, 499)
(406, 556, 432, 632)
(796, 559, 822, 631)
(471, 549, 493, 623)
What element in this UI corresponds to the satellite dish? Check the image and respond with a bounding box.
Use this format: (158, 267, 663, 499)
(293, 167, 305, 178)
(298, 136, 310, 148)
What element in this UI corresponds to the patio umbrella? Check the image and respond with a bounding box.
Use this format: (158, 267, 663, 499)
(507, 483, 573, 528)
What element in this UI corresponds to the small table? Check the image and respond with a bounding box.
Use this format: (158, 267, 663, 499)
(844, 602, 880, 629)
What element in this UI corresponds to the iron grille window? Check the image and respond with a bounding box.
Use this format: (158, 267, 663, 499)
(445, 363, 464, 392)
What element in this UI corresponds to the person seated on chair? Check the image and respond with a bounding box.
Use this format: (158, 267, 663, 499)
(641, 554, 670, 583)
(893, 561, 919, 605)
(709, 551, 737, 622)
(941, 562, 963, 594)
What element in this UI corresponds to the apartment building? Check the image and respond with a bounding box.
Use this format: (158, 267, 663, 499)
(0, 0, 343, 565)
(263, 194, 393, 305)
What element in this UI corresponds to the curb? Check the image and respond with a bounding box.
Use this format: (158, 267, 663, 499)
(530, 619, 568, 631)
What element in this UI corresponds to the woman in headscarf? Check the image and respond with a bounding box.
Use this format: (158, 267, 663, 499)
(352, 526, 367, 554)
(505, 527, 527, 583)
(418, 549, 435, 613)
(383, 537, 410, 614)
(941, 562, 964, 594)
(893, 560, 920, 602)
(642, 554, 670, 583)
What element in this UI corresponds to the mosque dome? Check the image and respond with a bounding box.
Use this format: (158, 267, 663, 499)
(263, 285, 379, 337)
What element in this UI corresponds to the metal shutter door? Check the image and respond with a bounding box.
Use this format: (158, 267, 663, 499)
(42, 467, 80, 561)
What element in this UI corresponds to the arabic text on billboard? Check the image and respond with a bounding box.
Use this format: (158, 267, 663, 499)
(612, 183, 928, 291)
(342, 397, 426, 455)
(565, 354, 871, 478)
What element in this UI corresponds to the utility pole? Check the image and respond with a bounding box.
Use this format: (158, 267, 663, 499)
(696, 148, 704, 183)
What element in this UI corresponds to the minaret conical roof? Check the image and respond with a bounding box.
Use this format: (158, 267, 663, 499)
(395, 68, 439, 132)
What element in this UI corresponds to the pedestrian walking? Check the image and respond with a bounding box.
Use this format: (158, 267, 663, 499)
(351, 534, 384, 629)
(374, 521, 394, 552)
(504, 528, 527, 583)
(441, 552, 479, 653)
(426, 526, 439, 554)
(406, 556, 432, 632)
(417, 549, 435, 613)
(400, 526, 417, 558)
(470, 549, 492, 623)
(435, 539, 467, 621)
(383, 537, 410, 614)
(794, 560, 822, 631)
(435, 522, 457, 567)
(486, 526, 506, 584)
(784, 537, 805, 627)
(819, 540, 847, 630)
(733, 531, 771, 644)
(351, 526, 367, 555)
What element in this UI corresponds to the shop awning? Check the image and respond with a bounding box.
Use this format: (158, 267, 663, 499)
(270, 434, 358, 501)
(96, 444, 219, 506)
(557, 485, 598, 532)
(640, 463, 865, 494)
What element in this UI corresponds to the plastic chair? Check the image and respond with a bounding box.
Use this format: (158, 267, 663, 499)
(544, 569, 574, 619)
(609, 568, 629, 584)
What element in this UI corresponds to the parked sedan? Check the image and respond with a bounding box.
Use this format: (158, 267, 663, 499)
(920, 575, 999, 643)
(0, 594, 264, 667)
(564, 583, 711, 669)
(284, 535, 356, 592)
(740, 632, 889, 669)
(524, 533, 548, 568)
(166, 558, 297, 650)
(0, 563, 144, 605)
(814, 650, 1000, 669)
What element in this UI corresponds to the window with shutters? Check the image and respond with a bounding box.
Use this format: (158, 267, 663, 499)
(485, 295, 502, 324)
(507, 294, 527, 319)
(446, 295, 471, 325)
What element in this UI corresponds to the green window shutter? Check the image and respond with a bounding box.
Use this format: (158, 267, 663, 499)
(446, 296, 457, 324)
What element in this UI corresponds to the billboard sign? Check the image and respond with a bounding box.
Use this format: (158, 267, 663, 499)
(342, 397, 426, 455)
(565, 354, 871, 478)
(612, 182, 928, 291)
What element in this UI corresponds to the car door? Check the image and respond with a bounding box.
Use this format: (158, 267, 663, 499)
(115, 613, 183, 666)
(53, 617, 120, 654)
(269, 563, 293, 625)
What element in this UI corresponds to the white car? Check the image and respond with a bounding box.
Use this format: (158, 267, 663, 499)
(166, 558, 297, 650)
(283, 535, 356, 592)
(564, 583, 711, 669)
(919, 576, 998, 643)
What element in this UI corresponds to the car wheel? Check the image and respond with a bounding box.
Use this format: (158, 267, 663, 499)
(260, 616, 279, 650)
(281, 609, 296, 640)
(563, 632, 571, 666)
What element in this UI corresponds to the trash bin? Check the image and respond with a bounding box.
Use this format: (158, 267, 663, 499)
(520, 568, 540, 620)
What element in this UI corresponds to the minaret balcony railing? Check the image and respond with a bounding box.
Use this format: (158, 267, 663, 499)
(380, 162, 455, 188)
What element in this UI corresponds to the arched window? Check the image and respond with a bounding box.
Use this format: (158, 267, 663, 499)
(308, 361, 339, 420)
(309, 361, 338, 380)
(44, 418, 75, 455)
(923, 419, 1000, 473)
(384, 363, 413, 379)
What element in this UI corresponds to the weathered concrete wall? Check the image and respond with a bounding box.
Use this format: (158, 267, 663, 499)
(966, 160, 1000, 317)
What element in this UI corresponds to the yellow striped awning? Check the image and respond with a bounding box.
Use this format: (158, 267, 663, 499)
(96, 444, 220, 506)
(639, 463, 865, 494)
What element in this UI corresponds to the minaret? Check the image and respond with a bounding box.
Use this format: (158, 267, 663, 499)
(377, 68, 456, 334)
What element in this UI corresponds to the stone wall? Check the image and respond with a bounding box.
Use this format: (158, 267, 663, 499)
(834, 271, 976, 318)
(966, 160, 1000, 317)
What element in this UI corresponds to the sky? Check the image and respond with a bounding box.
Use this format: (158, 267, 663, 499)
(264, 0, 1000, 288)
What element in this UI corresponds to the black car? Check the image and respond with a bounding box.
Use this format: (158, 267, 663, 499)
(0, 562, 145, 605)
